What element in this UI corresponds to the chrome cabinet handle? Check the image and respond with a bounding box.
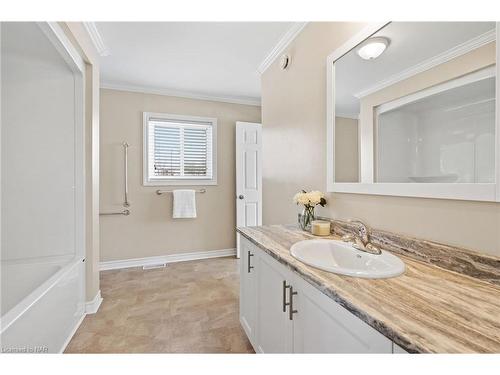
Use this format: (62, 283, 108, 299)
(288, 286, 298, 320)
(282, 280, 291, 312)
(247, 251, 254, 273)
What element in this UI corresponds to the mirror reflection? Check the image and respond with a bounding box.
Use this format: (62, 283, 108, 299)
(334, 22, 496, 183)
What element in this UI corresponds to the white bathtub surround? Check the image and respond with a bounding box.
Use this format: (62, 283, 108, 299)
(99, 248, 236, 271)
(1, 22, 89, 354)
(173, 189, 197, 218)
(85, 290, 103, 314)
(0, 257, 85, 353)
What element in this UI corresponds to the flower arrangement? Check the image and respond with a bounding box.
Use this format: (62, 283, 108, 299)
(293, 190, 327, 231)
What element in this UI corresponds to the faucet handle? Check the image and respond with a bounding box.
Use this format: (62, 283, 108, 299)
(348, 219, 369, 243)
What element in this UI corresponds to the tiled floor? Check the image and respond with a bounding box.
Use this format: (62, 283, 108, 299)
(65, 257, 254, 353)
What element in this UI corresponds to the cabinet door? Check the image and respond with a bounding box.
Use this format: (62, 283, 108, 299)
(239, 236, 258, 348)
(292, 274, 392, 353)
(255, 249, 293, 353)
(393, 343, 409, 353)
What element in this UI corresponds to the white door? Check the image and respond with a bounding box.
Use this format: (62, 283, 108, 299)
(255, 249, 293, 353)
(236, 122, 262, 257)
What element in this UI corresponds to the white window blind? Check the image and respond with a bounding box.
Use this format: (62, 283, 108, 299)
(144, 113, 217, 185)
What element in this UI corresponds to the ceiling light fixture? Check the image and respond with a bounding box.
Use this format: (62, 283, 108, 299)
(357, 37, 389, 60)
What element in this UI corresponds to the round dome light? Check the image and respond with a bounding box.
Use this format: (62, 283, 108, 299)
(357, 37, 389, 60)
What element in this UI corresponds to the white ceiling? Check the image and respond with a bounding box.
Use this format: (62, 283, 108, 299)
(94, 22, 296, 105)
(335, 22, 496, 117)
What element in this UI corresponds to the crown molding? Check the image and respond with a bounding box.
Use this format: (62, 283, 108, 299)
(336, 112, 360, 120)
(83, 22, 110, 56)
(354, 28, 496, 99)
(101, 81, 261, 107)
(258, 22, 308, 74)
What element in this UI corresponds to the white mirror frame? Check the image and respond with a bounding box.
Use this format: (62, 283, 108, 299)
(326, 22, 500, 202)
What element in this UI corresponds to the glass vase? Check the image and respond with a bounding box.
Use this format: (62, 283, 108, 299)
(298, 206, 315, 231)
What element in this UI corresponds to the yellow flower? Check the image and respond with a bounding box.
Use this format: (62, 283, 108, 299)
(294, 190, 326, 207)
(307, 191, 324, 205)
(293, 192, 309, 205)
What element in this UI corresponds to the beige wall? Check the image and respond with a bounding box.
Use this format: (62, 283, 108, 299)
(62, 23, 101, 302)
(335, 117, 359, 182)
(100, 89, 261, 262)
(261, 22, 500, 257)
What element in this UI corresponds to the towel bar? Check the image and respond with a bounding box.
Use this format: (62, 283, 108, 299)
(100, 209, 130, 216)
(156, 189, 206, 195)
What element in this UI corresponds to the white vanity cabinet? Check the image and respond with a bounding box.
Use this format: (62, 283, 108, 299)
(254, 246, 293, 353)
(392, 344, 409, 353)
(239, 235, 394, 353)
(239, 235, 258, 348)
(292, 272, 392, 353)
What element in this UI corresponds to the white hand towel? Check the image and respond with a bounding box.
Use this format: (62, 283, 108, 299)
(173, 189, 197, 218)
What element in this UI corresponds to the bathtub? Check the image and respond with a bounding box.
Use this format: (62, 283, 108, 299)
(0, 255, 85, 353)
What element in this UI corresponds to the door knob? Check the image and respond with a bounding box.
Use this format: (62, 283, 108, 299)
(238, 195, 244, 200)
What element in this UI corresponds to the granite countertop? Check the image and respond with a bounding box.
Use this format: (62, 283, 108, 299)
(236, 224, 500, 353)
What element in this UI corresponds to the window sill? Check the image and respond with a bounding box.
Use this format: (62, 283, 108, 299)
(143, 179, 218, 187)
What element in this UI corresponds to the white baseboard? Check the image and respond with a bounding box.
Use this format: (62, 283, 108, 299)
(85, 290, 103, 314)
(59, 291, 102, 352)
(59, 313, 85, 353)
(99, 248, 237, 271)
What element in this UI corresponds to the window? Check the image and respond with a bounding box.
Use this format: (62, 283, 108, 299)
(143, 112, 217, 185)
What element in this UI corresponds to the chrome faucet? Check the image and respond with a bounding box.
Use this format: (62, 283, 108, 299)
(341, 220, 382, 255)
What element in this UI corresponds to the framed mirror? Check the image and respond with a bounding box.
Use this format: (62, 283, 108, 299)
(327, 22, 500, 201)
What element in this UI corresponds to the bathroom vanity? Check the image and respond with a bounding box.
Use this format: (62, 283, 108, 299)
(237, 225, 500, 353)
(237, 21, 500, 354)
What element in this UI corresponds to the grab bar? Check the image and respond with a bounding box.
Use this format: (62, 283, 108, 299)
(156, 188, 206, 195)
(123, 142, 130, 207)
(100, 209, 130, 216)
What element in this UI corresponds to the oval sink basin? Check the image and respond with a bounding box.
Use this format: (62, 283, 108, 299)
(290, 239, 405, 279)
